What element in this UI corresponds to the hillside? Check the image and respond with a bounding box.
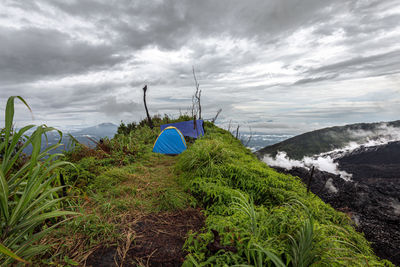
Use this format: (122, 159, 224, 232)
(338, 141, 400, 179)
(38, 121, 390, 266)
(1, 106, 393, 266)
(255, 126, 400, 265)
(255, 120, 400, 160)
(274, 161, 400, 265)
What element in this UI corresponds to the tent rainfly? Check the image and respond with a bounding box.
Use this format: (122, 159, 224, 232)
(160, 120, 204, 139)
(152, 126, 187, 154)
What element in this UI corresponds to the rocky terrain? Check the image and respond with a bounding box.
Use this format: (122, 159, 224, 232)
(273, 141, 400, 265)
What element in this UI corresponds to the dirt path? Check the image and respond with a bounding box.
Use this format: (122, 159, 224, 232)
(86, 208, 204, 267)
(85, 155, 205, 267)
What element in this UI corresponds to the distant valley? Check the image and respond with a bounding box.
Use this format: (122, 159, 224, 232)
(23, 122, 118, 154)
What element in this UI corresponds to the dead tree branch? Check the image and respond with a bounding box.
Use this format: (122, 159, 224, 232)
(192, 66, 202, 119)
(245, 126, 253, 147)
(235, 125, 240, 139)
(227, 119, 232, 132)
(211, 109, 222, 124)
(143, 85, 153, 129)
(307, 166, 315, 194)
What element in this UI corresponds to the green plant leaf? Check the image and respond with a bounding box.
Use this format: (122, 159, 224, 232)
(0, 243, 29, 264)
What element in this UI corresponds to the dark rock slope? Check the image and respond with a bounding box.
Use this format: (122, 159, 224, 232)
(273, 142, 400, 265)
(337, 141, 400, 180)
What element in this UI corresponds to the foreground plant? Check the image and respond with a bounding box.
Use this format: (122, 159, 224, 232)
(287, 214, 317, 266)
(232, 192, 259, 238)
(0, 242, 28, 264)
(0, 96, 77, 265)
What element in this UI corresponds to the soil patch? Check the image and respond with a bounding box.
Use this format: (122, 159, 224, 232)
(86, 208, 205, 267)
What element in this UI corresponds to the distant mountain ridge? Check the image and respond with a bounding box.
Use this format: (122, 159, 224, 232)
(23, 123, 118, 154)
(255, 120, 400, 160)
(66, 122, 119, 146)
(72, 122, 118, 139)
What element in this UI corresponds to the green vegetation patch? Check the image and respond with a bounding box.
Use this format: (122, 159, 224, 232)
(44, 120, 197, 265)
(176, 122, 393, 266)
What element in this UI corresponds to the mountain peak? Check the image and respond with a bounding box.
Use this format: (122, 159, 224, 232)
(97, 122, 118, 127)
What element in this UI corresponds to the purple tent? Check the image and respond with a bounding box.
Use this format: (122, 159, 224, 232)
(160, 120, 204, 138)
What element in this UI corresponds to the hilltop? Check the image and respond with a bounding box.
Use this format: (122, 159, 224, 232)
(1, 105, 394, 266)
(44, 120, 392, 266)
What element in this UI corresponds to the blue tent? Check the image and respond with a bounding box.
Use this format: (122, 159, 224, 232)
(160, 120, 204, 139)
(153, 126, 187, 154)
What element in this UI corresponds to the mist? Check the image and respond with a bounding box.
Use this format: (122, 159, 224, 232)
(263, 123, 400, 181)
(263, 151, 353, 180)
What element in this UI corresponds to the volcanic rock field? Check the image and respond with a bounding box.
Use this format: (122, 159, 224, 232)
(273, 141, 400, 265)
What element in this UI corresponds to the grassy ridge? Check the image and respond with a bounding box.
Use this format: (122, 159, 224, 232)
(3, 100, 392, 266)
(176, 122, 393, 266)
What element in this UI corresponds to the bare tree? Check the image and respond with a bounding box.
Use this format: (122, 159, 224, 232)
(307, 166, 315, 194)
(211, 108, 222, 124)
(235, 124, 240, 139)
(193, 115, 198, 135)
(244, 126, 253, 147)
(227, 119, 232, 132)
(191, 95, 197, 118)
(192, 66, 202, 120)
(143, 85, 153, 129)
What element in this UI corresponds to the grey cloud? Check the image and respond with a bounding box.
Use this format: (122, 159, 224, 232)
(0, 27, 124, 84)
(1, 0, 400, 133)
(45, 0, 334, 50)
(306, 50, 400, 79)
(251, 122, 294, 129)
(283, 107, 382, 120)
(99, 96, 142, 116)
(293, 75, 338, 85)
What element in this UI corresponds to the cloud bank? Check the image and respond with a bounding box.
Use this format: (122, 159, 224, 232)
(0, 0, 399, 132)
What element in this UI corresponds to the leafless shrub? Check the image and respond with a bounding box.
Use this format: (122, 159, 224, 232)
(211, 108, 222, 123)
(191, 66, 202, 120)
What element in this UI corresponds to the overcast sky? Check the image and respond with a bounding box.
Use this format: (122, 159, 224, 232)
(1, 0, 400, 134)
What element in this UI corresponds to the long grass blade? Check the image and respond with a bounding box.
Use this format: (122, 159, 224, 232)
(0, 243, 29, 264)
